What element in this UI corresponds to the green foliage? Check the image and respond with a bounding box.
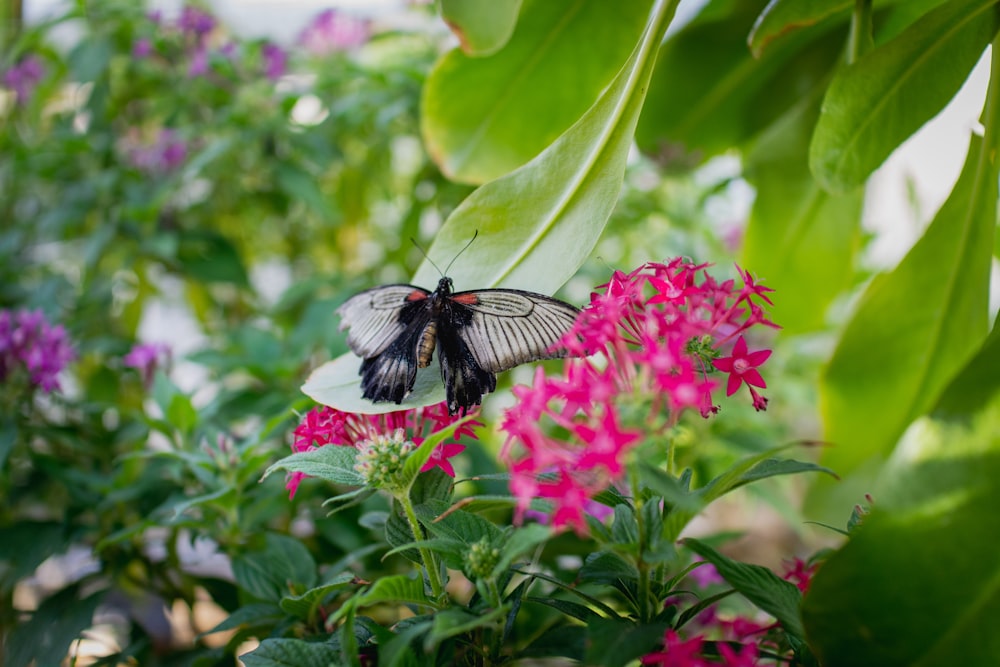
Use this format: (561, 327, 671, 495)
(3, 0, 999, 664)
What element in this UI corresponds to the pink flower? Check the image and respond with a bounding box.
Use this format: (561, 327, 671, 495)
(178, 5, 216, 40)
(299, 9, 370, 55)
(132, 37, 153, 59)
(500, 260, 777, 534)
(123, 342, 171, 388)
(641, 630, 709, 666)
(126, 128, 188, 174)
(712, 336, 771, 410)
(782, 557, 818, 593)
(287, 402, 479, 498)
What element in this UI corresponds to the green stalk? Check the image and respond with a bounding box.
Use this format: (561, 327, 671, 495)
(398, 491, 445, 601)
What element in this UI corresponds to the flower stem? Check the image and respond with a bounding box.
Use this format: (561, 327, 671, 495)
(398, 492, 445, 601)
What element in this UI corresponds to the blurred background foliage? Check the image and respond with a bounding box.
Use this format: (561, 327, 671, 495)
(1, 0, 998, 664)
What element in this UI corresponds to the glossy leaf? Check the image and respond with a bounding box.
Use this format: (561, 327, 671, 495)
(749, 0, 850, 56)
(809, 0, 1000, 192)
(262, 440, 365, 487)
(240, 638, 341, 667)
(821, 129, 998, 472)
(802, 418, 1000, 667)
(743, 96, 864, 333)
(439, 0, 522, 56)
(934, 312, 1000, 418)
(313, 0, 678, 413)
(637, 0, 846, 167)
(423, 0, 653, 183)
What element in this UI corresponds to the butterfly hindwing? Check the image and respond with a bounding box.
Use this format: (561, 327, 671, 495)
(451, 289, 580, 372)
(434, 299, 497, 414)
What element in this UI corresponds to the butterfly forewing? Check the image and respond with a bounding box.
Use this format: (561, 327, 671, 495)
(337, 284, 430, 358)
(455, 290, 580, 372)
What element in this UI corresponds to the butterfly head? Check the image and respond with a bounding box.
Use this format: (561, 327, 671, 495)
(436, 276, 454, 296)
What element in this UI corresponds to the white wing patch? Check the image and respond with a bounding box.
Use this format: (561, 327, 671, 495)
(456, 290, 580, 373)
(337, 284, 428, 358)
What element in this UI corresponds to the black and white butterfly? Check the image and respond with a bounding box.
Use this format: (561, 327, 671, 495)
(337, 277, 579, 415)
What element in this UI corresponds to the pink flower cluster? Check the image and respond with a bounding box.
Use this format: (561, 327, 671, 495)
(126, 128, 188, 174)
(500, 259, 776, 534)
(287, 402, 479, 498)
(2, 55, 45, 105)
(0, 308, 75, 393)
(123, 342, 172, 388)
(299, 9, 370, 56)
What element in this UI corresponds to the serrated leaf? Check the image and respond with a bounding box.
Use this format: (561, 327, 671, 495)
(685, 538, 804, 639)
(263, 443, 365, 487)
(821, 130, 997, 473)
(279, 573, 357, 620)
(809, 0, 999, 191)
(232, 533, 317, 602)
(424, 0, 652, 183)
(239, 638, 341, 667)
(439, 0, 522, 56)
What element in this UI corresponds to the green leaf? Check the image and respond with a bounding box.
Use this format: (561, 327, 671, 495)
(203, 603, 284, 635)
(428, 606, 510, 644)
(492, 523, 551, 576)
(166, 393, 198, 436)
(423, 0, 653, 183)
(0, 521, 66, 581)
(313, 0, 678, 413)
(4, 586, 103, 667)
(584, 618, 672, 667)
(262, 443, 365, 487)
(809, 0, 1000, 191)
(439, 0, 523, 56)
(748, 0, 850, 56)
(232, 533, 318, 602)
(934, 311, 1000, 418)
(0, 416, 16, 471)
(821, 130, 997, 473)
(328, 574, 435, 626)
(276, 164, 336, 221)
(239, 638, 341, 667)
(743, 95, 864, 333)
(635, 0, 844, 166)
(280, 573, 356, 620)
(802, 414, 1000, 667)
(176, 230, 249, 286)
(684, 538, 805, 640)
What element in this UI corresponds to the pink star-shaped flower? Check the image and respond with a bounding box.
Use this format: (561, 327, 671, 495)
(712, 336, 770, 397)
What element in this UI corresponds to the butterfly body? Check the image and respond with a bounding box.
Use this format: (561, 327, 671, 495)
(337, 276, 579, 415)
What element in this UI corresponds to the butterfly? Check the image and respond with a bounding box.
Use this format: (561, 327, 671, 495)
(337, 276, 580, 415)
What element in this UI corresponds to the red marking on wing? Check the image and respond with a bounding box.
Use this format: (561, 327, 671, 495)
(451, 293, 480, 305)
(406, 290, 429, 301)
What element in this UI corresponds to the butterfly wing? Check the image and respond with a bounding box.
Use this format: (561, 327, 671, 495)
(449, 289, 580, 373)
(434, 305, 497, 415)
(337, 284, 433, 404)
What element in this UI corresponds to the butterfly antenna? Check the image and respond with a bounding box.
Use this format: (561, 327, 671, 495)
(410, 237, 445, 277)
(443, 230, 478, 276)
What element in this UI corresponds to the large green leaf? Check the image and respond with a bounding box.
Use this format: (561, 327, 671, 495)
(802, 413, 1000, 667)
(308, 0, 679, 413)
(809, 0, 1000, 192)
(743, 95, 864, 333)
(439, 0, 523, 56)
(820, 125, 998, 472)
(933, 311, 1000, 418)
(422, 0, 653, 184)
(635, 0, 844, 166)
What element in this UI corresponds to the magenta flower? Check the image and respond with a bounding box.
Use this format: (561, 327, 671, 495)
(299, 9, 370, 55)
(123, 342, 171, 388)
(712, 336, 771, 411)
(0, 308, 75, 393)
(500, 260, 777, 534)
(2, 55, 45, 105)
(781, 557, 818, 593)
(132, 37, 153, 59)
(178, 5, 216, 40)
(287, 402, 479, 498)
(261, 43, 287, 81)
(187, 47, 209, 78)
(640, 630, 708, 666)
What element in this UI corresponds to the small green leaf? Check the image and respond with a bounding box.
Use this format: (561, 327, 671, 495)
(203, 603, 284, 635)
(809, 0, 999, 191)
(239, 638, 341, 667)
(748, 0, 850, 56)
(166, 393, 197, 436)
(176, 230, 249, 286)
(279, 574, 356, 620)
(821, 131, 997, 472)
(328, 574, 435, 626)
(263, 444, 365, 487)
(440, 0, 522, 56)
(684, 538, 805, 640)
(232, 533, 318, 602)
(276, 164, 336, 221)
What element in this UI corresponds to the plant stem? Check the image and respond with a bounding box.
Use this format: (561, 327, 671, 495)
(398, 492, 445, 600)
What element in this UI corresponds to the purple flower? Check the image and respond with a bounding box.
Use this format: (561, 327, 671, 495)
(133, 38, 154, 59)
(299, 9, 369, 56)
(127, 128, 188, 174)
(2, 55, 45, 105)
(178, 5, 216, 40)
(0, 308, 75, 393)
(123, 342, 171, 388)
(261, 43, 287, 81)
(187, 47, 209, 77)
